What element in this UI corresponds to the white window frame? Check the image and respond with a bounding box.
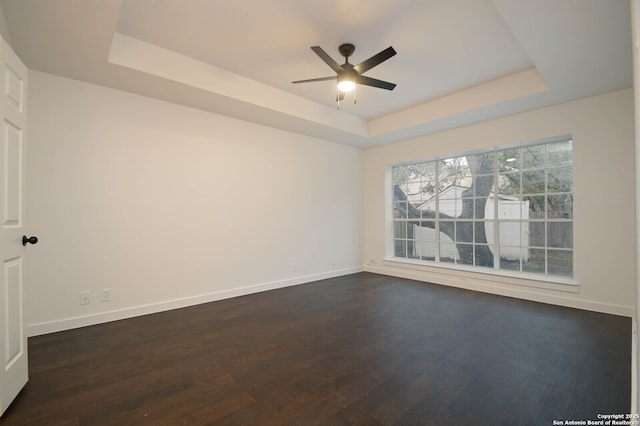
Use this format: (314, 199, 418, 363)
(387, 135, 574, 284)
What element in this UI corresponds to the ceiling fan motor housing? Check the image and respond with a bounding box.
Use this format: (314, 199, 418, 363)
(338, 43, 355, 60)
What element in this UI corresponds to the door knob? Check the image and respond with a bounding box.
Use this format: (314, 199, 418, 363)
(22, 236, 38, 246)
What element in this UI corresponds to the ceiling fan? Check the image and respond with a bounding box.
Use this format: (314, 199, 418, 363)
(292, 43, 397, 102)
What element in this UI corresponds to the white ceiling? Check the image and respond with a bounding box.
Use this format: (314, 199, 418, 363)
(0, 0, 632, 148)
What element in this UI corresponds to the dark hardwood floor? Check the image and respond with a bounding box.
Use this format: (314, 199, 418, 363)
(0, 272, 631, 425)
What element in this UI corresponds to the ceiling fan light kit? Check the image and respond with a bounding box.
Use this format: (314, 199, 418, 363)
(292, 43, 397, 109)
(337, 78, 355, 93)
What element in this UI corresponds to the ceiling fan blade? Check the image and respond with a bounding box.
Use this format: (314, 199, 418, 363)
(292, 76, 336, 84)
(311, 46, 344, 73)
(356, 75, 397, 90)
(353, 46, 396, 74)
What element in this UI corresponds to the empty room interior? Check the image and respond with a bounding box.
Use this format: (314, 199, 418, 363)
(0, 0, 639, 424)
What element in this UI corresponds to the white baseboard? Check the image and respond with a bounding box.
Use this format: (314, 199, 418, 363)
(365, 264, 634, 317)
(28, 264, 633, 336)
(27, 266, 363, 337)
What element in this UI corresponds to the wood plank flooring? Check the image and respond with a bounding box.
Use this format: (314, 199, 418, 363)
(0, 272, 631, 425)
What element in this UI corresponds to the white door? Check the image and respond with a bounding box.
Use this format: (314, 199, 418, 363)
(0, 36, 30, 417)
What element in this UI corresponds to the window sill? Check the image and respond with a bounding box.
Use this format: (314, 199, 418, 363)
(382, 257, 579, 294)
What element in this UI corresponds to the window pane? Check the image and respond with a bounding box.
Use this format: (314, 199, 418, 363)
(455, 158, 473, 187)
(420, 208, 435, 220)
(407, 240, 416, 258)
(394, 239, 407, 258)
(498, 149, 520, 172)
(548, 249, 572, 277)
(474, 221, 491, 244)
(461, 187, 473, 199)
(451, 186, 466, 216)
(466, 152, 495, 170)
(548, 222, 573, 249)
(413, 242, 436, 260)
(454, 221, 473, 243)
(475, 244, 493, 267)
(523, 248, 546, 274)
(418, 199, 437, 217)
(434, 184, 465, 217)
(499, 221, 526, 248)
(529, 222, 545, 247)
(522, 145, 546, 170)
(438, 157, 470, 188)
(414, 224, 436, 260)
(496, 198, 524, 221)
(500, 244, 527, 263)
(498, 172, 520, 195)
(392, 166, 406, 186)
(457, 243, 473, 264)
(547, 194, 573, 219)
(419, 221, 435, 230)
(394, 221, 409, 239)
(526, 196, 546, 219)
(394, 201, 408, 219)
(472, 198, 489, 218)
(522, 170, 545, 194)
(472, 176, 494, 198)
(485, 220, 495, 245)
(500, 251, 521, 272)
(547, 140, 573, 167)
(547, 167, 573, 193)
(440, 243, 458, 263)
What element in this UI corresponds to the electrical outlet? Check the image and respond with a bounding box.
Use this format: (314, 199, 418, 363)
(100, 288, 111, 303)
(331, 257, 337, 267)
(291, 263, 297, 272)
(80, 291, 91, 305)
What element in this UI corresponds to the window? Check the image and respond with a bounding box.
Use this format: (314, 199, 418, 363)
(391, 138, 573, 279)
